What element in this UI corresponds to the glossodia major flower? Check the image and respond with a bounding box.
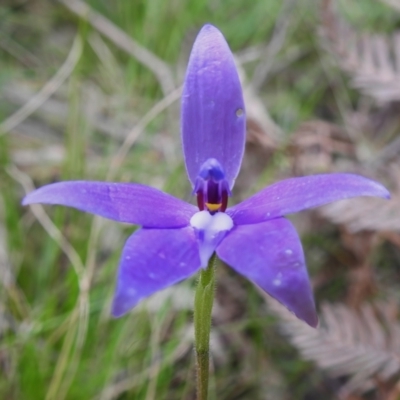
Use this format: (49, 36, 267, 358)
(22, 24, 389, 328)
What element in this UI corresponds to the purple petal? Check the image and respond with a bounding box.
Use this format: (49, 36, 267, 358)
(181, 24, 246, 190)
(227, 174, 390, 225)
(112, 227, 201, 317)
(22, 181, 196, 228)
(217, 218, 318, 327)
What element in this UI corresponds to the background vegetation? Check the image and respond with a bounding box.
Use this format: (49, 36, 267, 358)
(1, 0, 400, 399)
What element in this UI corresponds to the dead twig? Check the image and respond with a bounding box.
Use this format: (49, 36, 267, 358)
(0, 34, 41, 68)
(57, 0, 175, 95)
(107, 86, 182, 179)
(251, 0, 297, 90)
(235, 60, 283, 144)
(3, 82, 132, 141)
(7, 165, 85, 281)
(0, 35, 83, 135)
(97, 326, 193, 400)
(380, 0, 400, 12)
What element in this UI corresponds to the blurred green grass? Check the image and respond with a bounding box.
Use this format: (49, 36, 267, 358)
(0, 0, 399, 399)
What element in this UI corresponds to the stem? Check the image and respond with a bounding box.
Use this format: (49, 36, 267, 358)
(194, 253, 216, 400)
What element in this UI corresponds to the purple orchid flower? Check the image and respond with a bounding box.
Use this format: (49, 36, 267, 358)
(22, 25, 389, 328)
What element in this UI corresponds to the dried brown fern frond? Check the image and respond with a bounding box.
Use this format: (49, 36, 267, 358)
(318, 161, 400, 234)
(265, 295, 400, 398)
(319, 195, 400, 233)
(290, 120, 356, 175)
(321, 0, 400, 103)
(290, 119, 400, 235)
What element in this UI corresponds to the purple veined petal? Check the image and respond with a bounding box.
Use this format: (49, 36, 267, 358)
(181, 24, 246, 190)
(22, 181, 197, 228)
(217, 218, 318, 327)
(227, 173, 390, 225)
(112, 226, 201, 317)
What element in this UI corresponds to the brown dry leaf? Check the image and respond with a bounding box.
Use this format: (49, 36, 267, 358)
(318, 195, 400, 233)
(320, 0, 400, 104)
(235, 59, 283, 144)
(339, 229, 380, 307)
(290, 120, 356, 175)
(234, 117, 278, 201)
(232, 60, 280, 197)
(290, 120, 400, 237)
(264, 294, 400, 399)
(235, 117, 277, 196)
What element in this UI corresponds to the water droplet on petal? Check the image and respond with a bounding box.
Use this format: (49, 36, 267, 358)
(273, 272, 283, 287)
(285, 249, 293, 256)
(236, 108, 243, 117)
(273, 278, 282, 286)
(125, 256, 131, 260)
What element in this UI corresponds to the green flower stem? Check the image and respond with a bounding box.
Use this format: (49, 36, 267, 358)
(194, 253, 216, 400)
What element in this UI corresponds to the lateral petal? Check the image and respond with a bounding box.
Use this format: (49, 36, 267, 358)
(181, 24, 246, 190)
(112, 227, 201, 317)
(227, 174, 390, 225)
(23, 181, 196, 228)
(217, 218, 318, 327)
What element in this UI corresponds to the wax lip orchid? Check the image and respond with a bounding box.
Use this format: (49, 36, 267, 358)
(22, 24, 390, 328)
